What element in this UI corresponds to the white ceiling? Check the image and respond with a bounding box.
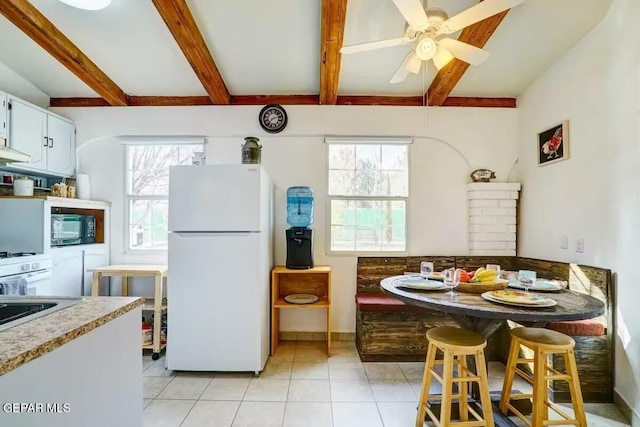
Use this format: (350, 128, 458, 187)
(0, 0, 613, 100)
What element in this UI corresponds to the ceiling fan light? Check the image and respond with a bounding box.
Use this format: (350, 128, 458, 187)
(433, 46, 454, 70)
(57, 0, 112, 11)
(415, 37, 437, 61)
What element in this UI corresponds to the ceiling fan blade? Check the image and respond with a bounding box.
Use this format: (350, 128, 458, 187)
(341, 37, 408, 54)
(437, 0, 524, 35)
(391, 0, 430, 30)
(390, 51, 421, 84)
(438, 38, 490, 65)
(433, 45, 454, 70)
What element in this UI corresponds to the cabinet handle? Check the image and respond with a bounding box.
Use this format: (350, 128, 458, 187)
(48, 137, 53, 148)
(43, 136, 48, 147)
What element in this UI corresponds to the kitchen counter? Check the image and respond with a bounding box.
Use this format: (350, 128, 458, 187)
(0, 296, 143, 376)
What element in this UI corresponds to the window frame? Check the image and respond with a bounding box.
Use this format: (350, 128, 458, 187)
(123, 143, 203, 253)
(325, 139, 411, 256)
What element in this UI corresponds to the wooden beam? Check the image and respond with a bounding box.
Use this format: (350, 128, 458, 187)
(337, 96, 423, 106)
(232, 95, 319, 105)
(320, 0, 348, 105)
(0, 0, 128, 106)
(151, 0, 230, 104)
(426, 3, 511, 106)
(442, 97, 516, 108)
(129, 96, 212, 106)
(49, 98, 110, 108)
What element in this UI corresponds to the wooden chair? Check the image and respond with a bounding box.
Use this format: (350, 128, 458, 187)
(499, 327, 587, 427)
(416, 326, 494, 427)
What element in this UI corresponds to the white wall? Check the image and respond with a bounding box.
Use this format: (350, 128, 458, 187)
(517, 0, 640, 420)
(0, 61, 49, 108)
(55, 105, 518, 334)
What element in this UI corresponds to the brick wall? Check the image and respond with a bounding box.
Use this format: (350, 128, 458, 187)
(467, 183, 521, 256)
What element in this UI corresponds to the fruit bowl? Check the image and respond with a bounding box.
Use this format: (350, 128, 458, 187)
(457, 279, 509, 294)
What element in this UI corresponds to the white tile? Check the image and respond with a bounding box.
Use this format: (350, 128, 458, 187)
(243, 379, 290, 401)
(143, 399, 153, 410)
(332, 402, 383, 427)
(291, 362, 329, 380)
(370, 379, 417, 402)
(328, 347, 361, 364)
(329, 363, 366, 380)
(377, 402, 421, 427)
(283, 402, 333, 427)
(294, 346, 328, 363)
(157, 377, 211, 400)
(271, 343, 296, 361)
(397, 362, 426, 380)
(231, 402, 285, 427)
(181, 401, 240, 427)
(363, 362, 404, 380)
(287, 380, 331, 402)
(409, 379, 442, 398)
(260, 359, 293, 379)
(143, 399, 195, 427)
(330, 379, 375, 402)
(144, 362, 176, 377)
(144, 377, 174, 398)
(200, 378, 250, 401)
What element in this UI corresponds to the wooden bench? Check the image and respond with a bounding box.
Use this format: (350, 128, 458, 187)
(355, 255, 613, 403)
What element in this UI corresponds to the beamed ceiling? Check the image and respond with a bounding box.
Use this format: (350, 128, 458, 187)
(0, 0, 612, 108)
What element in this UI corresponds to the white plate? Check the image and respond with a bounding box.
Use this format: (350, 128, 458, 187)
(284, 294, 319, 304)
(394, 278, 447, 291)
(481, 292, 557, 308)
(508, 280, 564, 292)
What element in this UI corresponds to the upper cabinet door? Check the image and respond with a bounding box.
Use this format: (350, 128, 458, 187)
(8, 98, 47, 170)
(0, 91, 7, 140)
(46, 115, 75, 176)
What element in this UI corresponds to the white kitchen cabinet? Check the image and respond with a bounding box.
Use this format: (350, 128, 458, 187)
(82, 247, 109, 296)
(8, 98, 47, 171)
(46, 114, 75, 176)
(0, 91, 7, 140)
(6, 96, 75, 177)
(51, 248, 83, 297)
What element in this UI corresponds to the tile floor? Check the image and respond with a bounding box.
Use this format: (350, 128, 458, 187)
(143, 341, 630, 427)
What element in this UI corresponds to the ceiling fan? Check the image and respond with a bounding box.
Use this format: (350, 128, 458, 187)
(340, 0, 524, 84)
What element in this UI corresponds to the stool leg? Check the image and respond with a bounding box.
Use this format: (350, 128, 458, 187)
(499, 336, 520, 415)
(564, 349, 587, 427)
(532, 348, 548, 427)
(416, 342, 437, 427)
(475, 349, 495, 427)
(439, 349, 455, 427)
(458, 355, 469, 422)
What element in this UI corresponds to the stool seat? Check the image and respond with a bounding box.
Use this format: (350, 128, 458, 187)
(427, 326, 487, 350)
(511, 326, 575, 348)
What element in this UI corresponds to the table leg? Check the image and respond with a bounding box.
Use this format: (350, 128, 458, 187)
(91, 273, 101, 297)
(326, 306, 331, 356)
(152, 273, 163, 360)
(121, 276, 129, 297)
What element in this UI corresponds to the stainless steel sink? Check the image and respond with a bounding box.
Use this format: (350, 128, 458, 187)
(0, 297, 83, 333)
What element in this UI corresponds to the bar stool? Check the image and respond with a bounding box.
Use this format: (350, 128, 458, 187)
(416, 326, 494, 427)
(499, 327, 587, 427)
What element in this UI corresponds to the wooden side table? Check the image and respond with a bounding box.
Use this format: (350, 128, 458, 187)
(271, 266, 331, 356)
(88, 264, 168, 360)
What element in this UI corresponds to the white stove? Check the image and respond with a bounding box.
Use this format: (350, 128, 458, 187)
(0, 253, 53, 295)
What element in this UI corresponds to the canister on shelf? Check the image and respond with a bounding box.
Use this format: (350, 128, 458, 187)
(142, 324, 153, 345)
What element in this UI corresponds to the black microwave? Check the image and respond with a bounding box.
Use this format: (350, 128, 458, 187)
(51, 214, 96, 246)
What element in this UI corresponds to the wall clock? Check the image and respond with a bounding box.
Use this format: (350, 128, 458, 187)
(259, 104, 288, 134)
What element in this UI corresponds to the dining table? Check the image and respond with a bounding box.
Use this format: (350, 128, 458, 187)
(380, 275, 605, 427)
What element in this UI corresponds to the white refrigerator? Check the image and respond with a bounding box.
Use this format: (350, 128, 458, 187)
(167, 164, 273, 373)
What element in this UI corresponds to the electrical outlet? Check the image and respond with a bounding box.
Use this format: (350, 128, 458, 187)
(576, 238, 585, 253)
(560, 235, 568, 249)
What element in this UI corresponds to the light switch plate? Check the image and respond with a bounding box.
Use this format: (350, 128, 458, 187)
(576, 238, 585, 253)
(560, 235, 568, 249)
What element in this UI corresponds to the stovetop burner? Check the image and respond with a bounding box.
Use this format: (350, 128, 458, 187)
(0, 252, 37, 259)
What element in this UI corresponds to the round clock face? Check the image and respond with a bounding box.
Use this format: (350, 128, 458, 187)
(259, 104, 288, 134)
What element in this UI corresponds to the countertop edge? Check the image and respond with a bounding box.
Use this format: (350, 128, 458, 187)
(0, 298, 144, 376)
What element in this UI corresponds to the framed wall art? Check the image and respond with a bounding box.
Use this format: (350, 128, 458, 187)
(538, 120, 569, 166)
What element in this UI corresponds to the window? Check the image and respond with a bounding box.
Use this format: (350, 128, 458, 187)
(327, 138, 410, 253)
(125, 144, 203, 251)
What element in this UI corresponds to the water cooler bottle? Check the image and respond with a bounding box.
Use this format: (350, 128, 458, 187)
(286, 186, 314, 269)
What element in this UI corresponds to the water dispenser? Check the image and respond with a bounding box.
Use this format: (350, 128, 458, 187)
(285, 186, 314, 269)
